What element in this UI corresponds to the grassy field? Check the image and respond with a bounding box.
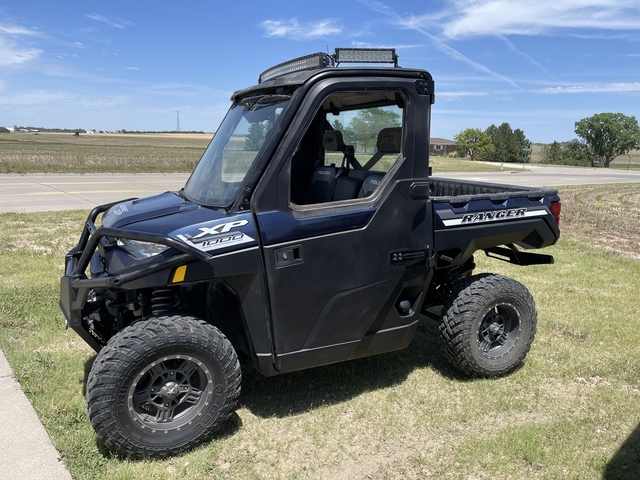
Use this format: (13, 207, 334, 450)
(0, 184, 638, 479)
(0, 132, 522, 175)
(430, 155, 522, 173)
(0, 132, 210, 173)
(610, 150, 640, 170)
(2, 132, 639, 174)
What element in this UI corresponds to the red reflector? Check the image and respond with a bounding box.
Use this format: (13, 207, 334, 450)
(550, 201, 561, 226)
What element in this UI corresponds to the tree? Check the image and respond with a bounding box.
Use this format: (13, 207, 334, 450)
(562, 139, 596, 167)
(331, 119, 345, 132)
(574, 113, 640, 168)
(347, 107, 400, 153)
(483, 123, 530, 163)
(541, 141, 563, 164)
(454, 128, 494, 161)
(244, 122, 266, 151)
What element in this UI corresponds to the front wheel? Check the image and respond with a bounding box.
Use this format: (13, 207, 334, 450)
(86, 315, 241, 458)
(439, 274, 537, 378)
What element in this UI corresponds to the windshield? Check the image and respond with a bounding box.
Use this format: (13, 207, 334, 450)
(184, 94, 290, 206)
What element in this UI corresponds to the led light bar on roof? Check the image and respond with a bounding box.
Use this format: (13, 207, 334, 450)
(334, 48, 398, 66)
(259, 53, 333, 84)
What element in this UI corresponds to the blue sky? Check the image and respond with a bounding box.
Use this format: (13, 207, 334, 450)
(1, 0, 639, 142)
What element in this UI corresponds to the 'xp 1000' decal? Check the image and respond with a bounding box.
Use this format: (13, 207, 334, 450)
(442, 208, 547, 227)
(174, 219, 256, 252)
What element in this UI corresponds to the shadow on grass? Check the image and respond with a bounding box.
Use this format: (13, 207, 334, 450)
(78, 315, 474, 455)
(604, 422, 640, 480)
(239, 316, 469, 419)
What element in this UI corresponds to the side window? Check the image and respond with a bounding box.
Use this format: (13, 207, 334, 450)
(290, 90, 404, 206)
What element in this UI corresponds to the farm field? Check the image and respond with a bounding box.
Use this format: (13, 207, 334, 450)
(0, 184, 638, 479)
(0, 132, 521, 175)
(0, 132, 211, 173)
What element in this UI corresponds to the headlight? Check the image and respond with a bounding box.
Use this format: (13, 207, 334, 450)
(116, 238, 170, 260)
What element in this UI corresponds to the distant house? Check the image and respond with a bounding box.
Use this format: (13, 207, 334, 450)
(430, 137, 457, 156)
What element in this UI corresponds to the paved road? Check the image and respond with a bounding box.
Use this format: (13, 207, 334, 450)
(444, 163, 640, 187)
(2, 166, 640, 213)
(0, 173, 190, 213)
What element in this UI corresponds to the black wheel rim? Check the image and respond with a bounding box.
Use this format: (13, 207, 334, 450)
(477, 302, 521, 358)
(127, 354, 213, 432)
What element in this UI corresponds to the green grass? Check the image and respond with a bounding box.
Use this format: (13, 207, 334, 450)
(0, 186, 639, 479)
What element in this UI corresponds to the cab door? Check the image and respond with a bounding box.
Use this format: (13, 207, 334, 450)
(253, 79, 433, 373)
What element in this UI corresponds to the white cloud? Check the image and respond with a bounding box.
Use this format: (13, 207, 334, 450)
(0, 36, 41, 66)
(0, 89, 129, 108)
(86, 14, 134, 29)
(350, 41, 423, 50)
(442, 0, 640, 38)
(438, 91, 490, 100)
(497, 35, 552, 77)
(142, 82, 231, 99)
(0, 24, 40, 36)
(363, 2, 522, 90)
(73, 42, 84, 48)
(125, 66, 138, 70)
(0, 89, 75, 105)
(261, 18, 342, 40)
(538, 82, 640, 94)
(0, 22, 42, 67)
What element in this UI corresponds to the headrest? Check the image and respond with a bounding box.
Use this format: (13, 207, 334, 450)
(323, 130, 346, 152)
(376, 127, 402, 154)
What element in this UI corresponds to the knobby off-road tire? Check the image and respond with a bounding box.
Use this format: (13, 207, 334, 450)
(439, 274, 537, 378)
(86, 315, 241, 459)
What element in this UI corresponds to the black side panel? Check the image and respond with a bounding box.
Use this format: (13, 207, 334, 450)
(207, 248, 273, 363)
(261, 180, 432, 373)
(434, 218, 557, 267)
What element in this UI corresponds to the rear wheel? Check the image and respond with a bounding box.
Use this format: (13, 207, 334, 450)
(439, 274, 537, 377)
(86, 315, 241, 458)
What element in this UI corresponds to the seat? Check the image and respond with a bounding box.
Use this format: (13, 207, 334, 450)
(322, 130, 346, 153)
(357, 127, 402, 198)
(332, 176, 362, 201)
(303, 165, 337, 204)
(358, 173, 384, 198)
(361, 127, 402, 171)
(302, 131, 346, 204)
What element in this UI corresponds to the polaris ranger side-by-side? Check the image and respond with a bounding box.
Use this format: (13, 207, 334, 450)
(60, 48, 561, 458)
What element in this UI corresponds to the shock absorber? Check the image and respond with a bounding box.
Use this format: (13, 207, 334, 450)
(151, 288, 180, 316)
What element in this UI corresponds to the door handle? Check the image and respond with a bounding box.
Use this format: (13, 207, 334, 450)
(274, 245, 304, 268)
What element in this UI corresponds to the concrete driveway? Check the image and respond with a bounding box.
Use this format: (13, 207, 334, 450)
(1, 166, 640, 213)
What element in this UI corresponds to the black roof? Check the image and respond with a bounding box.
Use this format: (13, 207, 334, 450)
(230, 66, 433, 102)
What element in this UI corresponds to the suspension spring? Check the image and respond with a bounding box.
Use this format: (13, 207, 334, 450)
(151, 288, 180, 316)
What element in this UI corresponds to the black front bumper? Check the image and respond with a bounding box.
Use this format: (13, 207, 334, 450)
(59, 201, 209, 351)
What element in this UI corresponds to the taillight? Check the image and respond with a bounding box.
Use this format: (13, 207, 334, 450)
(550, 201, 561, 227)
